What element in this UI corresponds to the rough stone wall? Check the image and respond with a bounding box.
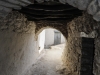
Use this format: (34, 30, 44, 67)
(68, 13, 100, 75)
(35, 12, 98, 75)
(31, 12, 100, 75)
(0, 11, 39, 75)
(35, 21, 68, 39)
(93, 23, 100, 75)
(62, 22, 81, 75)
(61, 12, 97, 75)
(0, 11, 35, 33)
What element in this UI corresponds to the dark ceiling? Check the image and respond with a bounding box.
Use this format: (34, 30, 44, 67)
(18, 1, 83, 21)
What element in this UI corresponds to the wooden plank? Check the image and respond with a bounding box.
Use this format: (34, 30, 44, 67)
(25, 13, 77, 19)
(26, 4, 77, 11)
(26, 15, 74, 20)
(20, 8, 82, 15)
(27, 18, 71, 21)
(19, 11, 78, 17)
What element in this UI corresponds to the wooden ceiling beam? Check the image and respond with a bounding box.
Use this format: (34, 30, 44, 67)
(20, 11, 80, 16)
(19, 8, 82, 15)
(18, 2, 83, 21)
(26, 14, 75, 20)
(27, 18, 72, 21)
(25, 4, 76, 11)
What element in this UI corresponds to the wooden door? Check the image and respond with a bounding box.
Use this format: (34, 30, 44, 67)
(54, 31, 61, 45)
(80, 37, 94, 75)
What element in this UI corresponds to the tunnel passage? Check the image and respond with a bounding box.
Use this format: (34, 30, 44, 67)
(19, 2, 95, 75)
(33, 12, 96, 75)
(0, 1, 100, 75)
(9, 1, 98, 75)
(31, 27, 66, 75)
(35, 21, 68, 40)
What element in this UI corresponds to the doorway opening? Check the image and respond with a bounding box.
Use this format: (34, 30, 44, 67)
(38, 28, 66, 54)
(25, 28, 67, 75)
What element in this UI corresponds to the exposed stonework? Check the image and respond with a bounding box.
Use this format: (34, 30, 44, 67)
(0, 11, 36, 33)
(0, 11, 39, 75)
(34, 12, 97, 75)
(62, 23, 81, 75)
(93, 24, 100, 75)
(35, 21, 68, 39)
(66, 13, 100, 75)
(61, 12, 97, 75)
(36, 13, 100, 75)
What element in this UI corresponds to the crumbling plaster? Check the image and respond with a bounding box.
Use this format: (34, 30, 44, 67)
(0, 11, 39, 75)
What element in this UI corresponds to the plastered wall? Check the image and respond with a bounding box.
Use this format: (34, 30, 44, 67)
(0, 11, 39, 75)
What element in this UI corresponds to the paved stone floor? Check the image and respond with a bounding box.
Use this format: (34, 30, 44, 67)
(25, 46, 64, 75)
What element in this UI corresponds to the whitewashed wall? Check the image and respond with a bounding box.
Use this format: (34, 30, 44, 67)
(45, 28, 54, 48)
(0, 11, 39, 75)
(38, 28, 65, 49)
(38, 30, 45, 53)
(61, 34, 66, 43)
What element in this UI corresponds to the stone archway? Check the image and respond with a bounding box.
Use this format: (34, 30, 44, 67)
(34, 21, 69, 74)
(31, 26, 67, 75)
(0, 6, 100, 75)
(35, 21, 68, 39)
(35, 21, 67, 40)
(34, 20, 81, 75)
(34, 12, 98, 75)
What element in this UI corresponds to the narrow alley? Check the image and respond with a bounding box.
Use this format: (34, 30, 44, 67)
(25, 44, 65, 75)
(0, 0, 100, 75)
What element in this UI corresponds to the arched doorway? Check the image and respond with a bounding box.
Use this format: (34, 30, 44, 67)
(38, 28, 66, 53)
(25, 27, 67, 75)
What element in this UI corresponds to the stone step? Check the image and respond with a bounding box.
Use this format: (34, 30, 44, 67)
(51, 46, 62, 50)
(50, 44, 65, 50)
